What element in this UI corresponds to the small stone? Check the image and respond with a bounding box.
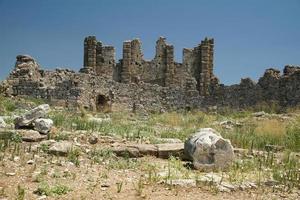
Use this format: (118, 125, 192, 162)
(14, 156, 20, 162)
(0, 116, 7, 128)
(6, 172, 16, 176)
(88, 135, 98, 144)
(252, 111, 268, 118)
(36, 195, 47, 200)
(220, 182, 236, 191)
(34, 118, 53, 134)
(217, 185, 231, 192)
(27, 160, 34, 165)
(264, 180, 279, 187)
(165, 179, 196, 187)
(48, 141, 74, 156)
(101, 183, 110, 188)
(201, 173, 222, 184)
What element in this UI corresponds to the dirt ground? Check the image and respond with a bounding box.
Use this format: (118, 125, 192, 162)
(0, 140, 299, 200)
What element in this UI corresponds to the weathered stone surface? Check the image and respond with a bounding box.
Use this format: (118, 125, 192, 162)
(17, 130, 47, 142)
(14, 104, 50, 127)
(156, 143, 184, 159)
(0, 117, 6, 128)
(184, 128, 234, 170)
(34, 118, 53, 134)
(48, 141, 73, 156)
(111, 146, 141, 158)
(129, 144, 158, 157)
(110, 143, 183, 158)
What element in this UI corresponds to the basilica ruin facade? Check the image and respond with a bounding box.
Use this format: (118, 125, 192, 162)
(1, 36, 300, 112)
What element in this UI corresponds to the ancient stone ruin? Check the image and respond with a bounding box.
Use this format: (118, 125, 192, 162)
(1, 36, 300, 112)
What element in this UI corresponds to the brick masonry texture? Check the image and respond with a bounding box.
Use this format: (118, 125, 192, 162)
(1, 36, 299, 112)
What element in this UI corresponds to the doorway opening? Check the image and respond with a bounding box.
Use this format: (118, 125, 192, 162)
(96, 94, 109, 112)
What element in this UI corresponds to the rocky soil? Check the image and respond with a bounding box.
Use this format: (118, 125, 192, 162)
(0, 103, 299, 200)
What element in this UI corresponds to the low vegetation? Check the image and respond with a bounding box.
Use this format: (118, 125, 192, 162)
(0, 96, 299, 199)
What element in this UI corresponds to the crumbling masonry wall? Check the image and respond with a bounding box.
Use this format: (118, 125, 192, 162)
(81, 36, 115, 78)
(1, 36, 300, 112)
(205, 66, 300, 108)
(80, 36, 216, 96)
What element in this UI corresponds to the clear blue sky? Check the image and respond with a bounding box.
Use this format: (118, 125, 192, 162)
(0, 0, 299, 85)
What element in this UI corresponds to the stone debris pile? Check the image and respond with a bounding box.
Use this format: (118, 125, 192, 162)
(14, 104, 53, 141)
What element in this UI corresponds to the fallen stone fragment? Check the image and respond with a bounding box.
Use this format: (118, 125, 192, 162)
(112, 146, 141, 158)
(184, 128, 234, 171)
(27, 160, 34, 165)
(220, 182, 236, 191)
(0, 116, 7, 128)
(17, 130, 47, 142)
(239, 181, 257, 190)
(156, 143, 184, 159)
(217, 185, 231, 192)
(265, 144, 285, 152)
(129, 144, 158, 157)
(34, 118, 53, 134)
(165, 179, 196, 187)
(264, 180, 279, 187)
(6, 172, 16, 176)
(252, 111, 268, 118)
(198, 173, 222, 184)
(48, 141, 74, 156)
(14, 104, 50, 127)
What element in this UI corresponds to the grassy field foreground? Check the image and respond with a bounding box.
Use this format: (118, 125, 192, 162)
(0, 96, 299, 199)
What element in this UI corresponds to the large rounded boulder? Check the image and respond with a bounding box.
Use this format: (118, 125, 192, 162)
(184, 128, 234, 171)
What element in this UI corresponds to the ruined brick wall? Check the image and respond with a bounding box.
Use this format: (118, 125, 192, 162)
(119, 37, 177, 86)
(116, 36, 219, 96)
(1, 36, 300, 112)
(81, 36, 115, 78)
(205, 65, 300, 108)
(2, 55, 200, 112)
